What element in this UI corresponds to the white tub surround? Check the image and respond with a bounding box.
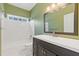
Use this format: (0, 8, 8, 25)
(33, 35, 79, 53)
(1, 14, 33, 56)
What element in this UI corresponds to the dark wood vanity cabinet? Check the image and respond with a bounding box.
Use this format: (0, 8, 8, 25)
(33, 38, 79, 56)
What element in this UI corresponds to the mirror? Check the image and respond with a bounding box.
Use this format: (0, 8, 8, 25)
(44, 3, 78, 35)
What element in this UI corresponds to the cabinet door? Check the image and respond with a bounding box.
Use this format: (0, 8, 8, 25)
(33, 38, 38, 56)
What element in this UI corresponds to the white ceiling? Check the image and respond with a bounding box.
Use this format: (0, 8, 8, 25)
(10, 3, 36, 11)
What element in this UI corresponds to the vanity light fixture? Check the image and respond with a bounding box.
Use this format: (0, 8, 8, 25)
(46, 3, 67, 13)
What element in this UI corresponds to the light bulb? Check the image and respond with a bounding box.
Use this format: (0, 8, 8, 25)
(47, 7, 50, 11)
(46, 6, 51, 13)
(51, 4, 56, 11)
(51, 4, 56, 9)
(51, 4, 59, 11)
(57, 3, 66, 8)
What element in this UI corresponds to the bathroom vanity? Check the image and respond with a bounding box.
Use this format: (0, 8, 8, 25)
(33, 35, 79, 56)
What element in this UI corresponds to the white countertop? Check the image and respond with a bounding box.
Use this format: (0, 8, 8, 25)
(33, 35, 79, 53)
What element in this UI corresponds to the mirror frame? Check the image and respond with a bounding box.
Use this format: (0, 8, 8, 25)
(44, 3, 78, 35)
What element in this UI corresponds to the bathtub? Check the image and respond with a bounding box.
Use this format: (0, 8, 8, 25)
(2, 40, 33, 56)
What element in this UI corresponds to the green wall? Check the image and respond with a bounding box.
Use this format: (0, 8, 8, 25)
(4, 3, 30, 18)
(31, 3, 79, 39)
(31, 3, 50, 35)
